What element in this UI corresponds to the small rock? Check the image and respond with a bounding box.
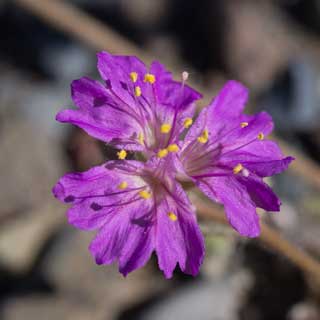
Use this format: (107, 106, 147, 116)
(42, 229, 170, 316)
(0, 200, 65, 273)
(288, 302, 320, 320)
(2, 294, 108, 320)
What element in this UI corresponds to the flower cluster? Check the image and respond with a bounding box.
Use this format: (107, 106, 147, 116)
(53, 51, 293, 278)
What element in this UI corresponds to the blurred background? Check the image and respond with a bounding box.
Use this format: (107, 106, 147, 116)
(0, 0, 320, 319)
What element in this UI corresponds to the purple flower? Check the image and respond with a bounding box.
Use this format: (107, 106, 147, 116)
(56, 51, 201, 158)
(175, 81, 294, 237)
(54, 51, 293, 277)
(53, 156, 204, 278)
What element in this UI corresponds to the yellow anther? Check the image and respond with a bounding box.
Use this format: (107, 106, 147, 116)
(233, 163, 243, 174)
(184, 118, 193, 129)
(160, 123, 172, 133)
(144, 73, 156, 84)
(167, 144, 179, 153)
(168, 212, 177, 221)
(117, 149, 127, 160)
(139, 190, 151, 199)
(257, 132, 264, 140)
(138, 132, 144, 145)
(118, 181, 128, 190)
(241, 122, 249, 128)
(137, 132, 144, 145)
(197, 129, 209, 144)
(157, 149, 168, 158)
(130, 72, 138, 83)
(134, 86, 141, 97)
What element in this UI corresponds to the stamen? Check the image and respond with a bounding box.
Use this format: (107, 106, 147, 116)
(117, 149, 127, 160)
(144, 73, 156, 84)
(139, 190, 151, 199)
(138, 132, 144, 145)
(157, 149, 168, 158)
(197, 129, 209, 144)
(257, 132, 264, 140)
(233, 163, 243, 174)
(118, 181, 128, 190)
(184, 118, 193, 129)
(160, 123, 172, 133)
(130, 72, 138, 83)
(182, 71, 189, 82)
(242, 168, 249, 177)
(134, 86, 142, 97)
(167, 144, 179, 152)
(241, 122, 249, 128)
(168, 212, 177, 221)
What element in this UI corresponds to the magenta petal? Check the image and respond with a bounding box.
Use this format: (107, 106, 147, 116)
(56, 109, 124, 143)
(148, 61, 201, 142)
(56, 105, 144, 150)
(206, 80, 249, 139)
(197, 176, 260, 237)
(150, 61, 202, 109)
(220, 140, 285, 163)
(178, 211, 205, 276)
(52, 165, 114, 230)
(89, 199, 154, 271)
(56, 76, 145, 150)
(156, 209, 205, 278)
(185, 80, 248, 143)
(113, 55, 147, 77)
(221, 112, 274, 151)
(52, 164, 112, 203)
(118, 218, 155, 276)
(219, 140, 294, 177)
(97, 51, 140, 107)
(89, 212, 131, 265)
(111, 55, 152, 99)
(238, 176, 281, 211)
(52, 162, 146, 231)
(71, 77, 113, 110)
(209, 80, 249, 120)
(242, 157, 294, 177)
(155, 184, 204, 278)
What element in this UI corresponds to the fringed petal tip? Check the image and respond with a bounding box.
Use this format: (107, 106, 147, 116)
(55, 109, 69, 122)
(52, 181, 65, 200)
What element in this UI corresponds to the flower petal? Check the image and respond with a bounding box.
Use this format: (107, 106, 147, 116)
(89, 198, 154, 273)
(185, 80, 248, 143)
(97, 52, 140, 107)
(219, 141, 294, 177)
(155, 184, 205, 278)
(118, 211, 155, 276)
(221, 112, 274, 151)
(52, 162, 147, 230)
(150, 61, 202, 110)
(71, 77, 114, 110)
(241, 157, 294, 177)
(196, 176, 260, 237)
(147, 61, 202, 145)
(237, 175, 281, 211)
(57, 77, 145, 149)
(210, 80, 249, 120)
(220, 140, 284, 162)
